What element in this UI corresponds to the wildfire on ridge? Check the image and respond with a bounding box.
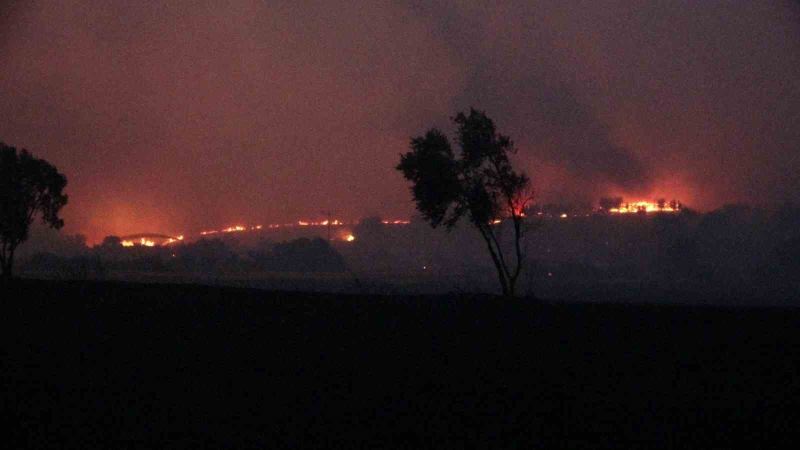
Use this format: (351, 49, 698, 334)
(608, 200, 681, 214)
(120, 235, 183, 247)
(198, 219, 411, 233)
(164, 235, 184, 245)
(200, 225, 263, 236)
(117, 218, 415, 249)
(121, 238, 156, 247)
(298, 219, 343, 226)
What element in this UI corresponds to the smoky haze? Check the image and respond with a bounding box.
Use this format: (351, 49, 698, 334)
(1, 0, 799, 242)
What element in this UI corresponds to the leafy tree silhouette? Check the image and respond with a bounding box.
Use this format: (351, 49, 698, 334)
(599, 197, 623, 211)
(101, 236, 122, 248)
(397, 109, 532, 296)
(0, 142, 68, 279)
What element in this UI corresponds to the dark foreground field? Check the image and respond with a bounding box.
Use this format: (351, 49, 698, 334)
(2, 280, 798, 448)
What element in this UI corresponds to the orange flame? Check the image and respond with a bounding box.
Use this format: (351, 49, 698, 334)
(121, 238, 156, 247)
(609, 200, 681, 214)
(200, 225, 263, 235)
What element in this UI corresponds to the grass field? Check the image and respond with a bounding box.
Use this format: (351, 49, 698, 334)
(2, 280, 798, 448)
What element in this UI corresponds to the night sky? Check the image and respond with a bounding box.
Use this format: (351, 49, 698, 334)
(2, 1, 799, 242)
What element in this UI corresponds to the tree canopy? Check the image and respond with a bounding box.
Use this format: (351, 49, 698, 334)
(397, 109, 532, 296)
(1, 142, 68, 279)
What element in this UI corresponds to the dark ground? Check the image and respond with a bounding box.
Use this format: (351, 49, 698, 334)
(2, 280, 798, 448)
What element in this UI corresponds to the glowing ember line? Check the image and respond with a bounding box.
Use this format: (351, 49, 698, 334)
(120, 238, 156, 247)
(608, 200, 681, 214)
(163, 235, 184, 245)
(298, 219, 346, 226)
(125, 219, 413, 249)
(200, 225, 263, 235)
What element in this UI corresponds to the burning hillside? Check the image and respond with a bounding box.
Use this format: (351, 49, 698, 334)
(599, 198, 682, 214)
(200, 225, 263, 236)
(115, 218, 412, 248)
(120, 234, 184, 247)
(111, 201, 684, 250)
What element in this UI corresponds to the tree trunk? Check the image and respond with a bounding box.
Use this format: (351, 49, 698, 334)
(6, 249, 14, 279)
(477, 226, 510, 296)
(507, 219, 524, 298)
(1, 246, 15, 280)
(494, 260, 510, 296)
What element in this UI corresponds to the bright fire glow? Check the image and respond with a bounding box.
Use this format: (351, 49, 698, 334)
(120, 238, 156, 247)
(164, 235, 184, 245)
(200, 225, 263, 235)
(121, 238, 156, 247)
(197, 219, 409, 234)
(299, 219, 344, 226)
(119, 234, 183, 248)
(609, 200, 681, 214)
(121, 218, 413, 250)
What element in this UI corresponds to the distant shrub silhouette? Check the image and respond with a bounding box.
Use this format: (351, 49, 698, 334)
(257, 238, 346, 273)
(22, 252, 68, 273)
(174, 238, 238, 273)
(101, 236, 123, 248)
(0, 142, 68, 279)
(21, 252, 105, 280)
(599, 197, 623, 211)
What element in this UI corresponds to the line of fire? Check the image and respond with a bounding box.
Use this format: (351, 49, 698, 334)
(115, 198, 682, 248)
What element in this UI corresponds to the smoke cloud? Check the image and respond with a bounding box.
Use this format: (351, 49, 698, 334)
(1, 0, 799, 241)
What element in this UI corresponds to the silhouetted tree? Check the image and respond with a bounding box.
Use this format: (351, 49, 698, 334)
(0, 143, 68, 279)
(101, 236, 122, 248)
(397, 109, 532, 296)
(599, 197, 623, 211)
